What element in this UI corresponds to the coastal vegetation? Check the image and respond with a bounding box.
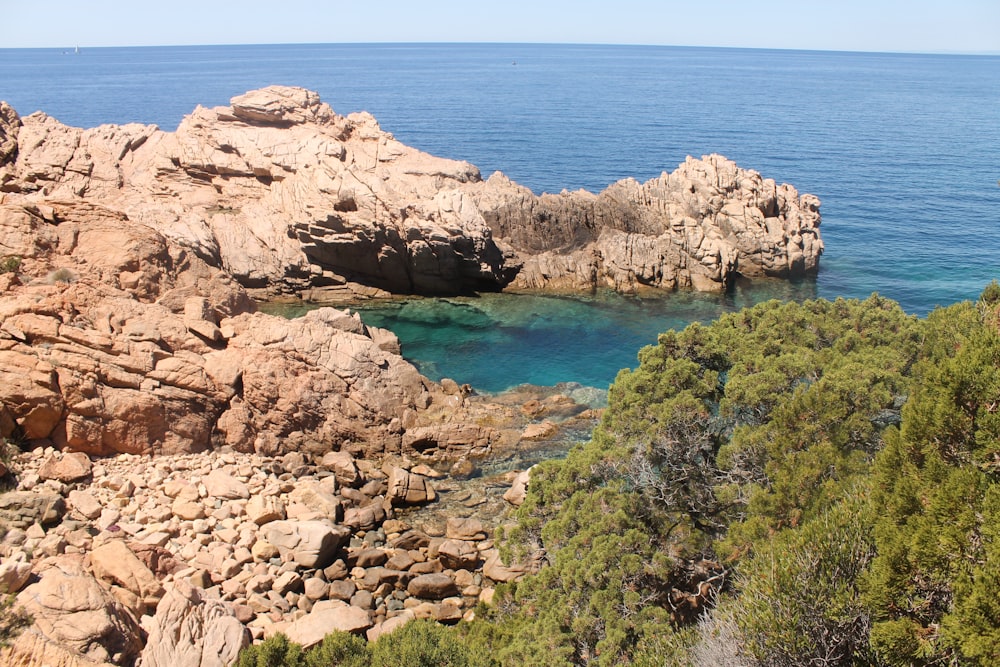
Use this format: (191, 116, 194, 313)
(235, 285, 1000, 665)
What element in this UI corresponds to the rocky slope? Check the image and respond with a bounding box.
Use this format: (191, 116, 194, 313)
(0, 198, 448, 459)
(0, 86, 822, 300)
(1, 446, 539, 667)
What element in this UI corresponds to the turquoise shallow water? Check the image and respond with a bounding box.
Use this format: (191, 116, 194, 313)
(269, 280, 817, 393)
(3, 43, 997, 391)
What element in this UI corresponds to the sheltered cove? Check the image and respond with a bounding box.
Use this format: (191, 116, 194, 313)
(0, 86, 822, 664)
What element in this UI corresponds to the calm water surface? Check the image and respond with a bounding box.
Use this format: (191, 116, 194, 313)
(3, 44, 997, 391)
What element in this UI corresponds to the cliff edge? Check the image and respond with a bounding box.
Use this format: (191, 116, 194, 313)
(0, 86, 821, 300)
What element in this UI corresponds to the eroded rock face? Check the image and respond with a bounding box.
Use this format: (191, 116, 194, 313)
(0, 87, 518, 299)
(468, 155, 822, 293)
(139, 580, 249, 667)
(0, 86, 820, 302)
(13, 556, 144, 665)
(0, 198, 437, 458)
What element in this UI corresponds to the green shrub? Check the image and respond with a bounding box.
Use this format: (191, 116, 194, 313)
(235, 634, 307, 667)
(0, 594, 32, 649)
(234, 623, 488, 667)
(304, 631, 367, 667)
(0, 256, 20, 274)
(369, 619, 485, 667)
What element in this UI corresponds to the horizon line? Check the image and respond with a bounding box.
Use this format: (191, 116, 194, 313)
(1, 40, 997, 58)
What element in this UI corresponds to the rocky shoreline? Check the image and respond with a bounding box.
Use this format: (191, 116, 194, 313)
(0, 85, 822, 301)
(0, 86, 822, 665)
(1, 445, 540, 665)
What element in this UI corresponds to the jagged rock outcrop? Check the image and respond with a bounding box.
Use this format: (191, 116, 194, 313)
(468, 156, 822, 292)
(0, 196, 449, 457)
(0, 86, 821, 301)
(10, 555, 144, 665)
(0, 87, 517, 299)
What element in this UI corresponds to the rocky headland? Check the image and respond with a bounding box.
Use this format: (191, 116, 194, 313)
(0, 86, 822, 665)
(0, 85, 821, 300)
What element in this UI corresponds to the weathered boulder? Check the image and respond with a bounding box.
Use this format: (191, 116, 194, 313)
(260, 520, 350, 569)
(342, 503, 384, 531)
(245, 494, 285, 525)
(89, 539, 165, 614)
(37, 452, 92, 483)
(319, 450, 362, 487)
(445, 517, 487, 541)
(288, 482, 341, 521)
(386, 467, 436, 506)
(482, 548, 530, 583)
(0, 631, 118, 667)
(436, 539, 480, 571)
(366, 609, 415, 642)
(202, 469, 249, 500)
(276, 600, 372, 649)
(0, 491, 66, 529)
(67, 489, 103, 520)
(0, 555, 32, 593)
(13, 556, 143, 665)
(139, 580, 249, 667)
(503, 467, 533, 506)
(406, 573, 459, 599)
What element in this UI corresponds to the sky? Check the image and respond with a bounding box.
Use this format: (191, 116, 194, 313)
(2, 0, 998, 54)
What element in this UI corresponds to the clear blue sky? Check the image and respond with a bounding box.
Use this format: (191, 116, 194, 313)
(3, 0, 998, 54)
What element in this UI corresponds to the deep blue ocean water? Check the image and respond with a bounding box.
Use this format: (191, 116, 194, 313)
(2, 44, 998, 392)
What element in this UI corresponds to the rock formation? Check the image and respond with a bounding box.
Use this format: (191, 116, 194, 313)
(0, 86, 821, 302)
(0, 197, 439, 458)
(0, 85, 821, 663)
(0, 447, 536, 666)
(469, 156, 822, 292)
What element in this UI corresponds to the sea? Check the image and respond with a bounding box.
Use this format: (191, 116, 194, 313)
(2, 43, 998, 394)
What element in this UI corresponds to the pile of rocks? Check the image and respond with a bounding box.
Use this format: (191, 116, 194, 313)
(0, 446, 535, 666)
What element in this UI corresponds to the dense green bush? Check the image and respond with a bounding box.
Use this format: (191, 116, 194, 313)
(865, 296, 1000, 665)
(0, 256, 20, 274)
(235, 622, 492, 667)
(234, 289, 1000, 666)
(478, 295, 923, 664)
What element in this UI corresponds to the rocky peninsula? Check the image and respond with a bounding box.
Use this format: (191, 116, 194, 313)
(0, 86, 822, 665)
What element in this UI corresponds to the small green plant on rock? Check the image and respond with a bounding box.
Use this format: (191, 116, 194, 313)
(0, 256, 20, 274)
(0, 594, 32, 649)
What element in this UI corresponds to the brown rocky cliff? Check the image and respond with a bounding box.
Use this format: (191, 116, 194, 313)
(0, 198, 438, 458)
(468, 155, 822, 293)
(0, 86, 821, 300)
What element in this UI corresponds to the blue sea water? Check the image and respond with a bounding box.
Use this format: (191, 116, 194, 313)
(2, 44, 998, 392)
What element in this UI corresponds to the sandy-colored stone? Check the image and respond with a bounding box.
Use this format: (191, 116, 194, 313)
(503, 467, 532, 506)
(139, 580, 249, 667)
(66, 489, 103, 520)
(277, 601, 372, 649)
(407, 573, 458, 600)
(203, 469, 249, 500)
(14, 556, 143, 664)
(386, 467, 436, 506)
(445, 517, 487, 541)
(436, 539, 480, 571)
(37, 452, 92, 483)
(261, 520, 350, 569)
(0, 557, 32, 593)
(245, 494, 285, 525)
(89, 539, 165, 613)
